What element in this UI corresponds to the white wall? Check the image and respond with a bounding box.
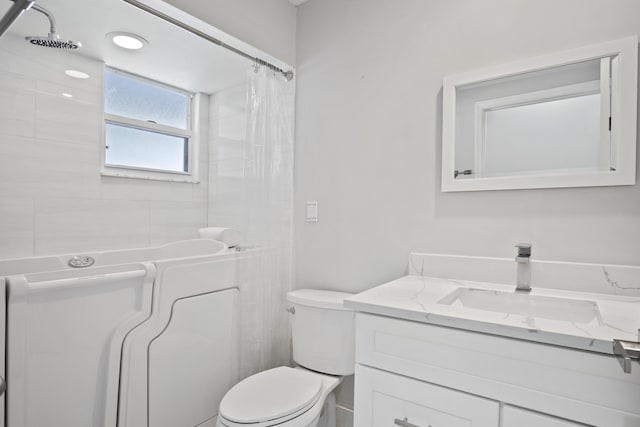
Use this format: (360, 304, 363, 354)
(164, 0, 297, 65)
(0, 34, 209, 258)
(294, 0, 640, 295)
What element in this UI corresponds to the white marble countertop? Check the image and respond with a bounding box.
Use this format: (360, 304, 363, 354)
(344, 275, 640, 355)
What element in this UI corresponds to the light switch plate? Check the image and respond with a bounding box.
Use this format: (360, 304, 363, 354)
(306, 201, 318, 222)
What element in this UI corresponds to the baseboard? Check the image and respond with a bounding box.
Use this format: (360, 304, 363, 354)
(336, 404, 354, 427)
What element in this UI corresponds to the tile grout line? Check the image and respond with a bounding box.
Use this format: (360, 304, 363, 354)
(31, 198, 36, 256)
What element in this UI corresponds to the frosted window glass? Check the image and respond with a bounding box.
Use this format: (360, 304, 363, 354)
(105, 124, 187, 173)
(484, 94, 601, 176)
(453, 59, 602, 175)
(104, 70, 189, 129)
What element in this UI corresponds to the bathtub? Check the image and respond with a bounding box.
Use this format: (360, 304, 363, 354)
(0, 239, 244, 427)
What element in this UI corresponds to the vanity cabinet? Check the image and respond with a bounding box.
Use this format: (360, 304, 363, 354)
(353, 313, 640, 427)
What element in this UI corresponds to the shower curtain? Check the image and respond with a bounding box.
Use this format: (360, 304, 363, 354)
(236, 66, 295, 379)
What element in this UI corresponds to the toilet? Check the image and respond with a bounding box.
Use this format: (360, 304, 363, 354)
(216, 289, 355, 427)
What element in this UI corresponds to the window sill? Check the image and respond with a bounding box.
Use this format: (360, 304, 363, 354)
(101, 169, 200, 184)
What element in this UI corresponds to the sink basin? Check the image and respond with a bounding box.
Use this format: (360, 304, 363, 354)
(438, 287, 601, 324)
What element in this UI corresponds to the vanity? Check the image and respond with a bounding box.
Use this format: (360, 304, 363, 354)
(345, 253, 640, 427)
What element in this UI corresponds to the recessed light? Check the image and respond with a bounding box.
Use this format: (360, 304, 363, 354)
(108, 32, 148, 50)
(62, 93, 73, 98)
(65, 69, 90, 79)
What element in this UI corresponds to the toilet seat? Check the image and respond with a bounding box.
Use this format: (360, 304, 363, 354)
(218, 367, 323, 427)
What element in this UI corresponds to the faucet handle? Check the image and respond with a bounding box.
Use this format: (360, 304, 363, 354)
(515, 243, 531, 256)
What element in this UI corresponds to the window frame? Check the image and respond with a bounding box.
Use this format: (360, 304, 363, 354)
(101, 67, 200, 183)
(441, 36, 637, 192)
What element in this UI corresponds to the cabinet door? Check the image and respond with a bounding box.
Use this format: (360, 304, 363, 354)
(354, 365, 499, 427)
(502, 406, 586, 427)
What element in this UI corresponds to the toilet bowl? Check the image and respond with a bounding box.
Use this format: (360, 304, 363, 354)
(216, 367, 341, 427)
(216, 290, 355, 427)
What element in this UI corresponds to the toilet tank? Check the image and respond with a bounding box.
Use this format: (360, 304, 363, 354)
(286, 289, 355, 376)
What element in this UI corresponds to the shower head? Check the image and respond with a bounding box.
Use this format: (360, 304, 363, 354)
(26, 34, 80, 49)
(25, 4, 81, 49)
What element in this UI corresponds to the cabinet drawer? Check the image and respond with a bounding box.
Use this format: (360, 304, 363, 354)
(502, 406, 586, 427)
(354, 364, 499, 427)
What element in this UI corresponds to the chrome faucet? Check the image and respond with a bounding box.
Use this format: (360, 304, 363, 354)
(515, 243, 532, 292)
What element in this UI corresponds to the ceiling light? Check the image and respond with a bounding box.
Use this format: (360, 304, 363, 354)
(108, 32, 148, 50)
(65, 69, 90, 79)
(61, 93, 73, 98)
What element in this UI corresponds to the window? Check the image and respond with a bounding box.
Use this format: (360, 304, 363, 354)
(102, 68, 198, 181)
(442, 36, 638, 191)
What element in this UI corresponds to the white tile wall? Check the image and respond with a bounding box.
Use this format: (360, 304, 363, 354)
(35, 88, 101, 143)
(149, 200, 208, 245)
(210, 83, 247, 120)
(99, 176, 196, 202)
(34, 198, 150, 254)
(0, 199, 35, 258)
(0, 71, 35, 138)
(0, 135, 101, 199)
(0, 33, 212, 258)
(208, 83, 248, 228)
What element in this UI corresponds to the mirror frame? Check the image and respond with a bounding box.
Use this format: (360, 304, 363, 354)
(441, 36, 638, 192)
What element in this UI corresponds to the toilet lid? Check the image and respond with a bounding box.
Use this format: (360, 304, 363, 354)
(219, 367, 322, 424)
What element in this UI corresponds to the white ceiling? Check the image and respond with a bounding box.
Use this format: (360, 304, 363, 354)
(288, 0, 310, 5)
(1, 0, 250, 94)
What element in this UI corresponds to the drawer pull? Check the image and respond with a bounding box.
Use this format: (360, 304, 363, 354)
(394, 417, 426, 427)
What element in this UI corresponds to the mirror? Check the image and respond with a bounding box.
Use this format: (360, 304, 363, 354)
(442, 36, 638, 192)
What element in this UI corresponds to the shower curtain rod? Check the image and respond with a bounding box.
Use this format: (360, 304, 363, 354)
(122, 0, 294, 81)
